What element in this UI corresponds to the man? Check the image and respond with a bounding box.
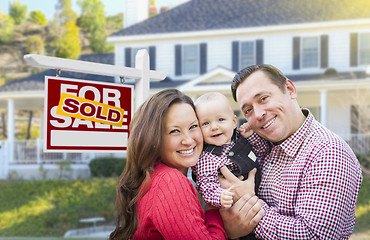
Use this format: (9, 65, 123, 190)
(219, 64, 363, 239)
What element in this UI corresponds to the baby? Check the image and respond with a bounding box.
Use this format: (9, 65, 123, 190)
(192, 92, 260, 208)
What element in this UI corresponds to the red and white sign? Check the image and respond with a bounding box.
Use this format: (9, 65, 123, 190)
(44, 76, 133, 152)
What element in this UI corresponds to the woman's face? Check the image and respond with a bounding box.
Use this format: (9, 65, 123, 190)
(161, 102, 203, 175)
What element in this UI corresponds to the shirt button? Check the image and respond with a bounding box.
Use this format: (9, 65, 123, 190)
(228, 151, 234, 156)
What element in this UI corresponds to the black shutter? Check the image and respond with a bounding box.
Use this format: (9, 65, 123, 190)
(293, 37, 300, 70)
(200, 43, 207, 74)
(350, 33, 358, 67)
(125, 47, 131, 67)
(175, 44, 182, 76)
(256, 39, 264, 65)
(149, 46, 156, 70)
(232, 41, 239, 72)
(320, 35, 328, 68)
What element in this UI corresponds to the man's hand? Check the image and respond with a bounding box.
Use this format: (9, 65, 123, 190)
(218, 166, 255, 202)
(220, 193, 265, 239)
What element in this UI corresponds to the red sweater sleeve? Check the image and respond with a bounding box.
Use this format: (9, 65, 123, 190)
(136, 163, 227, 240)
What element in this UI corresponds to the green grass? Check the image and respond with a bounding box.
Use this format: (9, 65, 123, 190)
(0, 178, 116, 237)
(0, 176, 369, 237)
(354, 176, 370, 233)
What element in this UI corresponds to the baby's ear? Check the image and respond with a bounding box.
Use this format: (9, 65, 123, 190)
(233, 115, 238, 128)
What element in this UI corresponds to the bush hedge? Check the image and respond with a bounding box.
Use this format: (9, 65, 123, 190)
(89, 157, 126, 178)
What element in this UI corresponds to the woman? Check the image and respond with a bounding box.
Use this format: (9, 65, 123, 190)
(110, 89, 227, 239)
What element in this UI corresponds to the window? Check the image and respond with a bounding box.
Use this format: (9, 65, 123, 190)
(359, 33, 370, 65)
(301, 36, 319, 68)
(183, 45, 199, 75)
(293, 35, 327, 70)
(240, 41, 255, 69)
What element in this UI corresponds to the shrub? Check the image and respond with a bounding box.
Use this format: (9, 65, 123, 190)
(28, 10, 47, 25)
(89, 157, 126, 178)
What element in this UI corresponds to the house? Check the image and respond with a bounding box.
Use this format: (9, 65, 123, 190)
(108, 0, 370, 154)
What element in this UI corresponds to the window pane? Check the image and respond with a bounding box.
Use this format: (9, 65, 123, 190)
(183, 45, 198, 74)
(359, 33, 370, 65)
(302, 37, 319, 68)
(240, 41, 254, 68)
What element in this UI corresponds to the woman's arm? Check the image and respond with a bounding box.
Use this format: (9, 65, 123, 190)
(152, 169, 227, 240)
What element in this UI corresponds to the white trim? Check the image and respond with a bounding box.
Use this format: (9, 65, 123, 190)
(178, 67, 235, 91)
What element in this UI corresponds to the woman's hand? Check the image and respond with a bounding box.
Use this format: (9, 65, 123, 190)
(218, 166, 256, 202)
(219, 193, 265, 239)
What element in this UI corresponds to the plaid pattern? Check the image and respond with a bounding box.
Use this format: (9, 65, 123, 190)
(192, 143, 239, 207)
(251, 109, 363, 239)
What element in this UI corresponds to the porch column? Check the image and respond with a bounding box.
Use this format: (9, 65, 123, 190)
(7, 99, 15, 163)
(320, 89, 328, 127)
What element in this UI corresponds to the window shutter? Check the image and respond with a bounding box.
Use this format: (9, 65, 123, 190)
(293, 37, 300, 70)
(256, 39, 264, 65)
(232, 41, 239, 72)
(320, 35, 328, 68)
(125, 47, 131, 67)
(149, 46, 156, 70)
(200, 43, 207, 74)
(350, 33, 358, 67)
(175, 44, 182, 76)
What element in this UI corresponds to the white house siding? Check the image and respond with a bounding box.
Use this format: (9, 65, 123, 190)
(207, 37, 232, 71)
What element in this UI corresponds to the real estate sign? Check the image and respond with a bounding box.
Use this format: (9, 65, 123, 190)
(44, 76, 133, 152)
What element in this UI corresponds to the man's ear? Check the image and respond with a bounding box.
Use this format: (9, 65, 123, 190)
(286, 79, 298, 99)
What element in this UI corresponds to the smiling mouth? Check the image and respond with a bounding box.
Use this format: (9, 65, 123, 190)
(212, 133, 222, 138)
(262, 116, 276, 129)
(178, 148, 195, 154)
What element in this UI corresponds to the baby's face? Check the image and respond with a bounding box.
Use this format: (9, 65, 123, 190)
(196, 100, 237, 146)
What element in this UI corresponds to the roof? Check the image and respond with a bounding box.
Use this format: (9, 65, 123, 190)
(111, 0, 370, 37)
(0, 53, 115, 93)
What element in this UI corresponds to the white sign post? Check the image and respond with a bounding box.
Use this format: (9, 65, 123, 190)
(24, 50, 167, 110)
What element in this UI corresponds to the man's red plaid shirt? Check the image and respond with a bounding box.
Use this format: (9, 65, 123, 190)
(250, 109, 362, 239)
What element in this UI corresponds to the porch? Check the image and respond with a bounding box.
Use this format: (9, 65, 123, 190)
(0, 139, 125, 180)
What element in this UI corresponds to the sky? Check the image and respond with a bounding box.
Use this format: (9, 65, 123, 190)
(0, 0, 184, 20)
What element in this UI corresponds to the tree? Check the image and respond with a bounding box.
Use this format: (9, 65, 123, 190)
(26, 35, 45, 55)
(9, 0, 27, 25)
(52, 0, 81, 59)
(28, 10, 47, 25)
(0, 9, 14, 43)
(106, 13, 123, 30)
(78, 0, 113, 53)
(54, 0, 78, 25)
(56, 21, 81, 59)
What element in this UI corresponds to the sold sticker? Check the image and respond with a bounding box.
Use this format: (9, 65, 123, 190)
(56, 93, 125, 127)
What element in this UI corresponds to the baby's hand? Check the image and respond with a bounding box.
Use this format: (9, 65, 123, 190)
(220, 188, 234, 208)
(239, 122, 253, 138)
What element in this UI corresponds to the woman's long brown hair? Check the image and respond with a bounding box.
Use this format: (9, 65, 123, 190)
(109, 89, 195, 240)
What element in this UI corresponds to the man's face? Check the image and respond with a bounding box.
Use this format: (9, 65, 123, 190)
(236, 71, 299, 144)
